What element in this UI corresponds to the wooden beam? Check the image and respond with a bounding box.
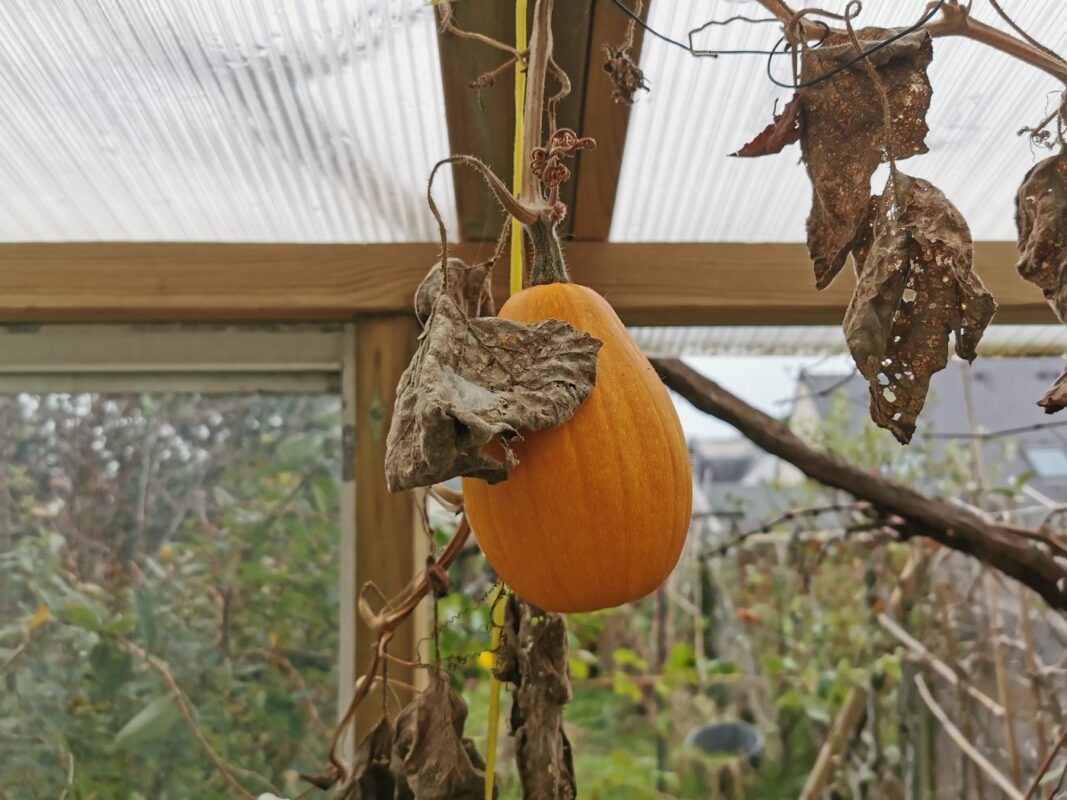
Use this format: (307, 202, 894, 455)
(548, 0, 596, 233)
(436, 1, 516, 242)
(437, 2, 596, 242)
(570, 0, 647, 240)
(0, 241, 1052, 326)
(353, 314, 420, 736)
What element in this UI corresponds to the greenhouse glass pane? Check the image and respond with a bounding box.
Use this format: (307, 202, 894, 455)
(0, 391, 341, 798)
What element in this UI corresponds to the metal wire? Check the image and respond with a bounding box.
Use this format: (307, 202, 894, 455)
(610, 0, 807, 55)
(609, 0, 947, 90)
(765, 0, 947, 89)
(927, 418, 1067, 441)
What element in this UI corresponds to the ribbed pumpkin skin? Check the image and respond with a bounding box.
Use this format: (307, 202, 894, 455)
(462, 283, 692, 613)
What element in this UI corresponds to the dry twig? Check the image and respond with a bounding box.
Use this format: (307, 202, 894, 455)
(876, 613, 1005, 718)
(654, 358, 1067, 610)
(987, 0, 1066, 66)
(752, 0, 1067, 82)
(326, 516, 473, 783)
(118, 638, 266, 800)
(1024, 725, 1067, 799)
(704, 501, 876, 557)
(437, 1, 522, 58)
(914, 675, 1025, 800)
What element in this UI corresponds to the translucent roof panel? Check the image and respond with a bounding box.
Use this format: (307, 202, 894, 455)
(630, 324, 1067, 358)
(0, 0, 454, 242)
(612, 0, 1066, 242)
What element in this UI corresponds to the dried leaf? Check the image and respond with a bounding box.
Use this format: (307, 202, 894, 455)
(603, 45, 649, 105)
(385, 293, 600, 492)
(1039, 368, 1067, 414)
(415, 257, 495, 324)
(1016, 150, 1067, 321)
(844, 173, 997, 443)
(392, 675, 492, 800)
(800, 28, 933, 289)
(335, 718, 397, 799)
(1016, 151, 1067, 414)
(731, 95, 803, 158)
(846, 195, 882, 271)
(497, 598, 576, 800)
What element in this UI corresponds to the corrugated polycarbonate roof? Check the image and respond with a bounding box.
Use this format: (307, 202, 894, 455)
(630, 324, 1067, 358)
(1, 1, 1063, 247)
(611, 0, 1067, 242)
(0, 0, 454, 242)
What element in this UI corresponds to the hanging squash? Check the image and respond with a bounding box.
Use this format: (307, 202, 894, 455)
(462, 221, 692, 613)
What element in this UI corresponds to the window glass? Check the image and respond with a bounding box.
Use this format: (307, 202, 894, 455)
(0, 392, 341, 799)
(1025, 446, 1067, 477)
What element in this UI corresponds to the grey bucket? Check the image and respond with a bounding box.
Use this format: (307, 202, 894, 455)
(683, 722, 765, 769)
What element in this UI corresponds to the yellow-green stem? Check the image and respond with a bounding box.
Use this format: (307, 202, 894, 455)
(484, 582, 507, 800)
(509, 0, 527, 296)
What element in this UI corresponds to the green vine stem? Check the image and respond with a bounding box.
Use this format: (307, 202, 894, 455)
(528, 217, 570, 285)
(432, 0, 583, 292)
(520, 0, 555, 211)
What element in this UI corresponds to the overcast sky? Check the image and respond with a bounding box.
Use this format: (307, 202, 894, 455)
(674, 355, 854, 441)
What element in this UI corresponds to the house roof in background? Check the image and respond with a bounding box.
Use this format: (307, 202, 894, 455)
(795, 357, 1067, 498)
(690, 437, 769, 484)
(796, 357, 1066, 435)
(687, 356, 1067, 528)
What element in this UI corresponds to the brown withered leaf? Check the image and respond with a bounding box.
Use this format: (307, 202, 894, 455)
(844, 174, 997, 443)
(385, 293, 600, 491)
(1039, 369, 1067, 414)
(1016, 151, 1067, 413)
(801, 28, 933, 289)
(496, 597, 576, 800)
(603, 44, 649, 105)
(392, 675, 493, 800)
(731, 95, 803, 157)
(415, 257, 495, 323)
(335, 717, 397, 799)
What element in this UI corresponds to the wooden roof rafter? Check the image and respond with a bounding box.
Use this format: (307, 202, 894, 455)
(0, 241, 1051, 325)
(436, 0, 646, 245)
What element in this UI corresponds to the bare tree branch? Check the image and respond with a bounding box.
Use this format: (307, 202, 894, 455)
(653, 358, 1067, 610)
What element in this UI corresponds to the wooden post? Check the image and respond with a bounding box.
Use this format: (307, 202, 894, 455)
(799, 685, 869, 800)
(436, 0, 515, 243)
(570, 0, 648, 241)
(353, 314, 421, 736)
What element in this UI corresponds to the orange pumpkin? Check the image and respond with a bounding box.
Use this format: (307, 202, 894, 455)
(462, 282, 692, 613)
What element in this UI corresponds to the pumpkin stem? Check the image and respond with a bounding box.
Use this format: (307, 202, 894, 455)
(527, 216, 570, 285)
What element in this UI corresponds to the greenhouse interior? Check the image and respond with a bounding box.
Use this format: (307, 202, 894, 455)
(2, 1, 1067, 798)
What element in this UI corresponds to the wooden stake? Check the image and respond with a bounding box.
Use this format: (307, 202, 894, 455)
(987, 578, 1024, 791)
(798, 685, 869, 800)
(353, 315, 420, 736)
